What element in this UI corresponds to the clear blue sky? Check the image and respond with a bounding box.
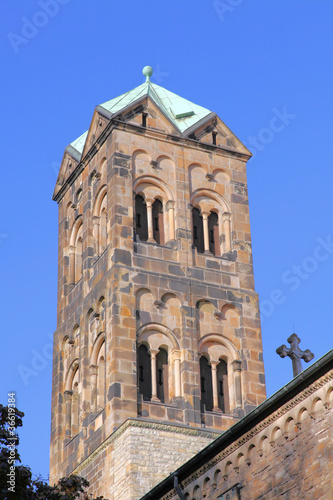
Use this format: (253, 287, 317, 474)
(1, 0, 332, 483)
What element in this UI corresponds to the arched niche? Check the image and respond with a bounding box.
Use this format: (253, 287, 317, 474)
(161, 293, 182, 332)
(132, 150, 151, 176)
(69, 217, 83, 285)
(136, 288, 155, 325)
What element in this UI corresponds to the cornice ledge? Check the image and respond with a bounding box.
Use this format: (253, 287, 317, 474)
(72, 417, 219, 475)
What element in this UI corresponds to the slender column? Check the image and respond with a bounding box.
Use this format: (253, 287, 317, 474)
(89, 365, 98, 412)
(68, 245, 75, 285)
(166, 200, 175, 241)
(210, 361, 220, 411)
(232, 360, 242, 408)
(174, 355, 181, 397)
(146, 199, 154, 242)
(202, 211, 210, 253)
(150, 349, 159, 400)
(64, 390, 73, 436)
(222, 212, 231, 253)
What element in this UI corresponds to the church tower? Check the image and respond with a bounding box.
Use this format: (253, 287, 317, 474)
(50, 66, 266, 499)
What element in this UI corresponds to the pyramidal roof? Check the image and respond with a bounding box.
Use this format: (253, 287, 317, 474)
(68, 67, 213, 157)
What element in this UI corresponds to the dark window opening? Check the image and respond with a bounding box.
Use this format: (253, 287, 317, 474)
(135, 194, 148, 242)
(208, 211, 219, 256)
(156, 348, 168, 403)
(212, 131, 217, 145)
(142, 113, 147, 127)
(217, 359, 229, 413)
(192, 208, 204, 254)
(200, 356, 213, 411)
(137, 344, 151, 401)
(152, 199, 164, 245)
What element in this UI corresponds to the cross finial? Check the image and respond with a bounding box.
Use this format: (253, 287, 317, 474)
(276, 333, 314, 377)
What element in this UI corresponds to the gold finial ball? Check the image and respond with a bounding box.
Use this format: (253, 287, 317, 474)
(142, 66, 153, 78)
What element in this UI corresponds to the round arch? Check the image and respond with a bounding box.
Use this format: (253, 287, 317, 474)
(198, 333, 240, 362)
(65, 358, 79, 391)
(93, 185, 107, 217)
(91, 332, 106, 366)
(69, 216, 83, 246)
(137, 323, 180, 351)
(133, 175, 174, 203)
(191, 188, 231, 214)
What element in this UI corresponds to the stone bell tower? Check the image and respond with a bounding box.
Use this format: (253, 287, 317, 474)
(50, 66, 266, 499)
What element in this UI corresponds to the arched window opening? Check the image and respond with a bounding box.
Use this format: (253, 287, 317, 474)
(156, 348, 168, 403)
(200, 356, 213, 411)
(97, 354, 105, 410)
(217, 359, 229, 413)
(138, 344, 151, 401)
(71, 370, 79, 436)
(135, 195, 148, 242)
(192, 208, 204, 254)
(152, 199, 164, 245)
(208, 211, 219, 256)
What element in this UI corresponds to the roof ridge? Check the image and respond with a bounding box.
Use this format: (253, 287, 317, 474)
(69, 80, 213, 155)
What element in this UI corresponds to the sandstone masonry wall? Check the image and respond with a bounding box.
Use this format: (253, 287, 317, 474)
(157, 368, 333, 500)
(72, 419, 219, 500)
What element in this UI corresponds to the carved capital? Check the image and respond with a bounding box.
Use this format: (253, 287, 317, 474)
(145, 198, 154, 207)
(64, 390, 73, 401)
(89, 364, 98, 376)
(166, 200, 175, 211)
(232, 360, 242, 372)
(222, 211, 231, 222)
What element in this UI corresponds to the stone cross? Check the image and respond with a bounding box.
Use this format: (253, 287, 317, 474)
(276, 333, 314, 377)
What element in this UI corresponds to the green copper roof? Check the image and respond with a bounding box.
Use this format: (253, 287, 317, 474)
(68, 78, 212, 157)
(99, 81, 212, 133)
(70, 130, 88, 154)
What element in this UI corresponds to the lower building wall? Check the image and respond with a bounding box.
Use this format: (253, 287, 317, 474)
(72, 419, 219, 499)
(160, 371, 333, 500)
